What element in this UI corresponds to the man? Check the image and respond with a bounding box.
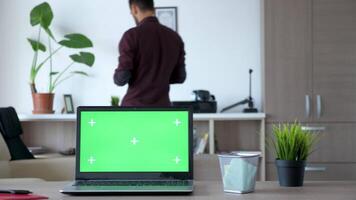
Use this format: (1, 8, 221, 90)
(114, 0, 186, 107)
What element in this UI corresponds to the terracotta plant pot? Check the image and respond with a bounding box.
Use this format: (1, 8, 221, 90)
(32, 93, 55, 114)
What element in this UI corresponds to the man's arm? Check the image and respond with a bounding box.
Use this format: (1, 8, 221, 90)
(170, 41, 186, 84)
(113, 30, 136, 86)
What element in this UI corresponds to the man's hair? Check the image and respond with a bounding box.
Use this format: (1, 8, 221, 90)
(129, 0, 155, 11)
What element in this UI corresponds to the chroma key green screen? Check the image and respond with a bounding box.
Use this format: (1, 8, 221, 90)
(79, 111, 189, 172)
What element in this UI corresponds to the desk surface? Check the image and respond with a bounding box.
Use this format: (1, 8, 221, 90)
(0, 180, 355, 200)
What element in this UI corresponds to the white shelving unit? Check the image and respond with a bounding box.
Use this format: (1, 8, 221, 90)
(19, 112, 266, 180)
(18, 113, 265, 155)
(19, 113, 265, 122)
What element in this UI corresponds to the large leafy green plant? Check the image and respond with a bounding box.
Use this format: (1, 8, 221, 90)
(268, 122, 319, 161)
(29, 2, 95, 93)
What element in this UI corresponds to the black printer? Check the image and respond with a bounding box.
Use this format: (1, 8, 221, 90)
(172, 90, 217, 113)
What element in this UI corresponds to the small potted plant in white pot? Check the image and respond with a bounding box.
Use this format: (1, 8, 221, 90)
(268, 122, 319, 187)
(28, 2, 95, 114)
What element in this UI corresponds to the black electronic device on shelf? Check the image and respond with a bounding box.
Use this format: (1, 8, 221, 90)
(172, 90, 217, 113)
(221, 69, 258, 113)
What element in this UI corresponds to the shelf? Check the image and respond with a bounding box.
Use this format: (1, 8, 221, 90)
(18, 114, 76, 122)
(19, 112, 266, 180)
(193, 113, 266, 121)
(19, 113, 265, 122)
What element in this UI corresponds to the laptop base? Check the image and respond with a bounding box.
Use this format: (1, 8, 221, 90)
(60, 180, 193, 195)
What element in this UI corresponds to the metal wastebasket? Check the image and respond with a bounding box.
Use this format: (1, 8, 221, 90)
(218, 152, 260, 194)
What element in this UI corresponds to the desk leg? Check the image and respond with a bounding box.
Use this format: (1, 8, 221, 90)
(208, 119, 215, 154)
(260, 119, 266, 181)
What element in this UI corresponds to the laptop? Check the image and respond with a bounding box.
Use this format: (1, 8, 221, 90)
(61, 107, 193, 194)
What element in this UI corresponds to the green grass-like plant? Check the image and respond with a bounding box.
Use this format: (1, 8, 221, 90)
(111, 96, 120, 106)
(268, 122, 319, 161)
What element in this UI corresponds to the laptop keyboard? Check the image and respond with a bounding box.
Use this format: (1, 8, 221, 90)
(74, 180, 190, 187)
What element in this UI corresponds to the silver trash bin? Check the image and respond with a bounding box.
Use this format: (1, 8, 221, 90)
(218, 152, 260, 194)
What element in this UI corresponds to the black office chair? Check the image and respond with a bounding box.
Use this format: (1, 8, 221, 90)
(0, 107, 34, 160)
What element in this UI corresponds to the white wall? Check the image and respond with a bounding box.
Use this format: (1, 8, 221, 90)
(0, 0, 262, 113)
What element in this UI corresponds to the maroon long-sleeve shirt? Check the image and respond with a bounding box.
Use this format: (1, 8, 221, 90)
(114, 16, 186, 107)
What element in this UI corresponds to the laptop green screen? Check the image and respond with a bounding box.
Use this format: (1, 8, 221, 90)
(79, 111, 189, 173)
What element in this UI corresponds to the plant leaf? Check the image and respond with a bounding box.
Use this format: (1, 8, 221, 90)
(59, 34, 93, 49)
(27, 38, 46, 52)
(71, 71, 89, 76)
(269, 122, 320, 161)
(70, 52, 95, 66)
(50, 72, 59, 76)
(30, 2, 53, 29)
(44, 27, 55, 40)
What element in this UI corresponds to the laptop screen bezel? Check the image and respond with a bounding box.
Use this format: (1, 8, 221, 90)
(75, 106, 193, 180)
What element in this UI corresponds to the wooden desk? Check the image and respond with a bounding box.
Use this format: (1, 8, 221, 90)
(0, 180, 355, 200)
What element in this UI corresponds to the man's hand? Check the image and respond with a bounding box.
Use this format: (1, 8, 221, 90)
(114, 70, 132, 86)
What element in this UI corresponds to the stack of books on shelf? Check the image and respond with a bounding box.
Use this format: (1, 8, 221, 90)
(193, 129, 209, 155)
